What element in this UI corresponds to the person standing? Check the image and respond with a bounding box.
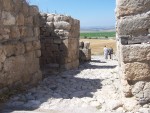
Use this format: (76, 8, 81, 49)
(108, 47, 113, 59)
(103, 46, 108, 60)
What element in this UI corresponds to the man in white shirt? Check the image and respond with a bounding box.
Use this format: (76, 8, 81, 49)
(103, 46, 108, 60)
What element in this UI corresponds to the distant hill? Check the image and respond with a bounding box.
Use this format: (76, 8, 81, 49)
(80, 26, 116, 33)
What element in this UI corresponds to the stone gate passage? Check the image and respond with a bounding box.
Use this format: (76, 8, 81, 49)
(0, 0, 150, 112)
(116, 0, 150, 104)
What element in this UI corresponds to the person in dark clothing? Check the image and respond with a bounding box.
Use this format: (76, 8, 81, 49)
(108, 47, 113, 59)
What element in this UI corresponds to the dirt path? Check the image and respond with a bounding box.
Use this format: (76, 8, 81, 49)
(1, 56, 149, 113)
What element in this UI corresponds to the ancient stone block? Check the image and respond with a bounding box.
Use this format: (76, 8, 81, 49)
(79, 48, 91, 62)
(54, 15, 61, 22)
(34, 27, 40, 37)
(0, 47, 6, 63)
(54, 21, 71, 30)
(2, 0, 13, 11)
(25, 16, 33, 25)
(3, 56, 26, 85)
(16, 13, 24, 26)
(122, 62, 150, 81)
(121, 44, 150, 62)
(19, 27, 28, 37)
(47, 14, 54, 22)
(25, 42, 33, 52)
(2, 11, 15, 25)
(35, 50, 41, 58)
(132, 81, 150, 104)
(117, 14, 150, 36)
(4, 43, 25, 57)
(116, 0, 150, 18)
(10, 26, 20, 38)
(0, 28, 10, 40)
(32, 40, 41, 50)
(24, 52, 40, 74)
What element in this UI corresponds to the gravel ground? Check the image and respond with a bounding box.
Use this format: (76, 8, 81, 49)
(1, 56, 150, 113)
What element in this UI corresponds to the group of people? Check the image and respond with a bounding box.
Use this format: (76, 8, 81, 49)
(103, 46, 113, 60)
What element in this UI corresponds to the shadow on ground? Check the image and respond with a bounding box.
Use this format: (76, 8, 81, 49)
(1, 59, 117, 112)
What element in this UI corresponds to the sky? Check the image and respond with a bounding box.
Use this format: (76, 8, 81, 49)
(28, 0, 116, 27)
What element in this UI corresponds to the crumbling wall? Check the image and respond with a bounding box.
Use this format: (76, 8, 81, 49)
(116, 0, 150, 104)
(40, 13, 80, 72)
(0, 0, 42, 94)
(79, 41, 91, 62)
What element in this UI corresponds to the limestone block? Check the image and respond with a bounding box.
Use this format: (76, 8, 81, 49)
(122, 62, 150, 81)
(35, 50, 41, 58)
(3, 56, 26, 85)
(54, 21, 71, 31)
(0, 28, 10, 40)
(25, 16, 33, 25)
(2, 0, 13, 11)
(4, 43, 25, 57)
(54, 15, 61, 22)
(132, 81, 150, 104)
(19, 27, 28, 37)
(16, 13, 24, 26)
(84, 42, 90, 49)
(47, 14, 54, 22)
(121, 44, 150, 62)
(10, 26, 20, 38)
(121, 79, 132, 97)
(79, 48, 91, 62)
(0, 47, 6, 63)
(34, 27, 40, 37)
(27, 27, 33, 37)
(46, 22, 54, 29)
(24, 52, 40, 75)
(61, 16, 71, 22)
(2, 11, 15, 25)
(32, 40, 41, 50)
(25, 42, 33, 52)
(15, 43, 25, 55)
(116, 0, 150, 17)
(117, 13, 150, 36)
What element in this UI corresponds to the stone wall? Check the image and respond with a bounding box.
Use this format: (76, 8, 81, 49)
(40, 13, 80, 72)
(116, 0, 150, 104)
(79, 41, 91, 62)
(0, 0, 42, 94)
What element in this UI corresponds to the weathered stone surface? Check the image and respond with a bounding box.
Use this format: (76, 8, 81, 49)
(116, 0, 150, 18)
(0, 0, 41, 95)
(40, 13, 79, 72)
(16, 13, 25, 26)
(132, 81, 150, 104)
(54, 21, 71, 30)
(47, 14, 54, 22)
(121, 44, 150, 62)
(2, 11, 15, 25)
(10, 26, 20, 38)
(122, 62, 150, 81)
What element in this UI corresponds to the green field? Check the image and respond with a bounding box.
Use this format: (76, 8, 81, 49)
(80, 31, 116, 39)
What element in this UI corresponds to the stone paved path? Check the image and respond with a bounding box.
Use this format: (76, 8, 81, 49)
(1, 56, 150, 113)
